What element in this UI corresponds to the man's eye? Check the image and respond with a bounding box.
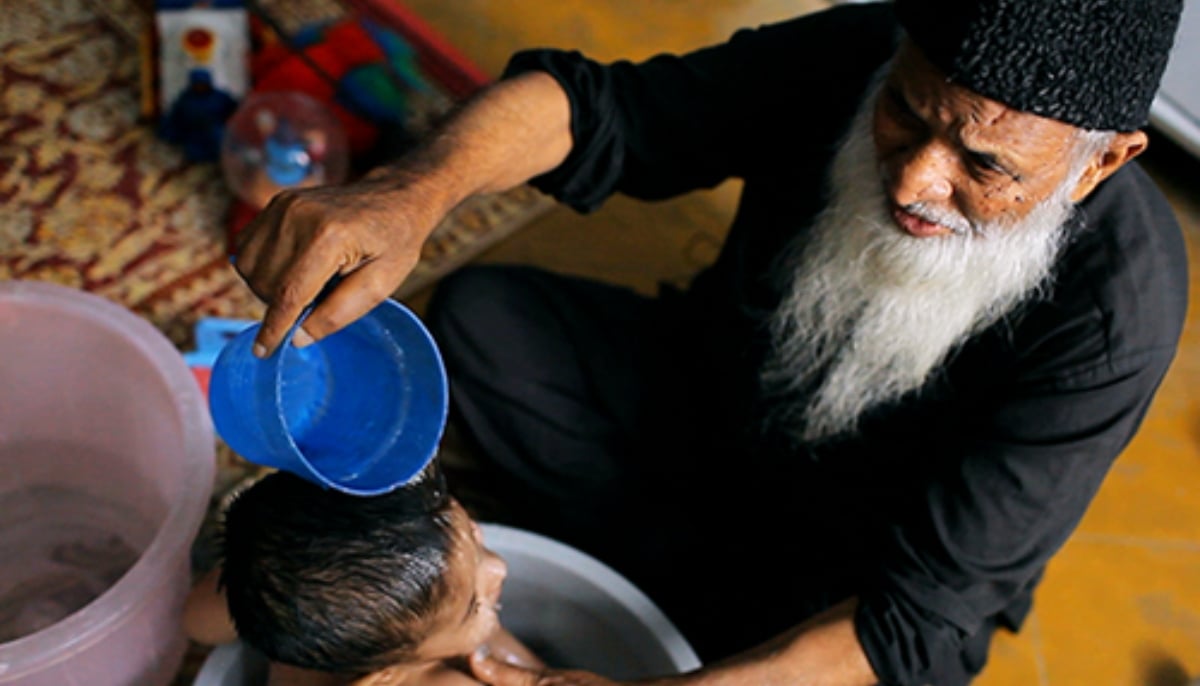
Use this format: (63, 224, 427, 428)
(884, 89, 923, 127)
(968, 152, 998, 170)
(966, 151, 1008, 178)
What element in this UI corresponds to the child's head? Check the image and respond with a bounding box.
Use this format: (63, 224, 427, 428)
(219, 464, 507, 677)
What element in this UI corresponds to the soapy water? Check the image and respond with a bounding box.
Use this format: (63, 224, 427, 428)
(0, 485, 153, 644)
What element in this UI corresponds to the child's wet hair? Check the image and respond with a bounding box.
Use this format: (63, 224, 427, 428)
(219, 461, 457, 674)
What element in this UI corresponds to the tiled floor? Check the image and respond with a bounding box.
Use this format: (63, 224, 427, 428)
(399, 2, 1200, 684)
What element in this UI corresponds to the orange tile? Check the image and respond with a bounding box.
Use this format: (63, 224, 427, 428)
(402, 1, 829, 74)
(1033, 538, 1200, 685)
(976, 622, 1047, 686)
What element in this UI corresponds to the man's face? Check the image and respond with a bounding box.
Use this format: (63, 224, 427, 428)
(409, 502, 507, 663)
(873, 42, 1082, 237)
(762, 54, 1088, 444)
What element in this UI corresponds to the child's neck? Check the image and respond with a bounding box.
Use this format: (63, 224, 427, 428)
(266, 657, 476, 686)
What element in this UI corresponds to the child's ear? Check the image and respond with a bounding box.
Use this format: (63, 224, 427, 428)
(349, 665, 407, 686)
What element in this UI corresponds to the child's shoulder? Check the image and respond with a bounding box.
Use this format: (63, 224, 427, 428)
(183, 567, 238, 645)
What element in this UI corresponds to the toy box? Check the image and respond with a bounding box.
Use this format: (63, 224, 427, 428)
(150, 0, 250, 161)
(155, 0, 250, 116)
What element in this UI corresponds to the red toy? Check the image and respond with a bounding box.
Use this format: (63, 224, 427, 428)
(251, 18, 388, 154)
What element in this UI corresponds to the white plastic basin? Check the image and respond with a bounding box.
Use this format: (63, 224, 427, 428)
(193, 523, 701, 684)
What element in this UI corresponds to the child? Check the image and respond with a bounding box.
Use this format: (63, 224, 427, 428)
(183, 464, 542, 686)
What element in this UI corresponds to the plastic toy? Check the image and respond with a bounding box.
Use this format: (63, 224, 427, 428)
(220, 90, 350, 209)
(158, 68, 240, 163)
(182, 316, 256, 398)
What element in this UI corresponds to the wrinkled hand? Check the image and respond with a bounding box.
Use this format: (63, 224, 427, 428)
(234, 172, 443, 357)
(470, 652, 632, 686)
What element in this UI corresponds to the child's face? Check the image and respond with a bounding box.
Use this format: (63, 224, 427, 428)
(409, 501, 507, 662)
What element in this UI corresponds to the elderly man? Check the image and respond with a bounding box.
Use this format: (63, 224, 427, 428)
(233, 0, 1187, 683)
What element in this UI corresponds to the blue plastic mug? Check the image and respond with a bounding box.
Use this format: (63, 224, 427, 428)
(208, 299, 448, 496)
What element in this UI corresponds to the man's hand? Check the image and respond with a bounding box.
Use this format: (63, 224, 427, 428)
(469, 651, 633, 686)
(229, 71, 572, 358)
(233, 173, 442, 358)
(465, 598, 876, 686)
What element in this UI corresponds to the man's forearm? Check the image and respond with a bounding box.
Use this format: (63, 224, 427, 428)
(655, 598, 878, 686)
(375, 70, 573, 218)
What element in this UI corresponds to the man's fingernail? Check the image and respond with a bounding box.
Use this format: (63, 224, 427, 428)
(252, 343, 267, 358)
(472, 645, 490, 661)
(293, 327, 315, 348)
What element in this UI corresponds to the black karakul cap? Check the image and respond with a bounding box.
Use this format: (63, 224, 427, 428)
(894, 0, 1184, 132)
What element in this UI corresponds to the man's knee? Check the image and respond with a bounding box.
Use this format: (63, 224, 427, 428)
(426, 264, 566, 384)
(428, 265, 511, 338)
(429, 265, 524, 356)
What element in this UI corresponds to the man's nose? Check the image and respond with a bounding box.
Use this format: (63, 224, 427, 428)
(888, 141, 955, 207)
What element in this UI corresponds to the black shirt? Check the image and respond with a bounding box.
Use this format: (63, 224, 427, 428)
(503, 3, 1188, 684)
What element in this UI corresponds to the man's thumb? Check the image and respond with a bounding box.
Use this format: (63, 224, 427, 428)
(469, 649, 539, 686)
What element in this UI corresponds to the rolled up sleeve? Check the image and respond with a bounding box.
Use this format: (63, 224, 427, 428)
(500, 4, 901, 213)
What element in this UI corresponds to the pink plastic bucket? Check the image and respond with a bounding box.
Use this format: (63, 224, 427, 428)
(0, 281, 215, 685)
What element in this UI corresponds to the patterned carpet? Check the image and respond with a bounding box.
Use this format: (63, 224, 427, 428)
(0, 2, 552, 682)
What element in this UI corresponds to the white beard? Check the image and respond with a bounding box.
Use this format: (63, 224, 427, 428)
(760, 82, 1080, 445)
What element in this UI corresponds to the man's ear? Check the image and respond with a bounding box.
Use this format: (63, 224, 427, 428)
(1070, 130, 1149, 202)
